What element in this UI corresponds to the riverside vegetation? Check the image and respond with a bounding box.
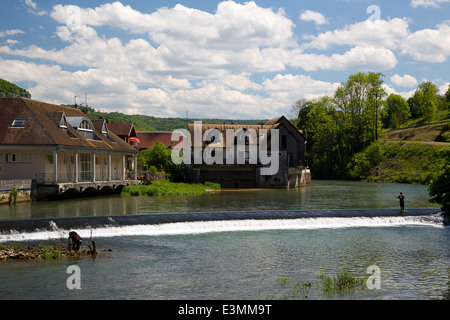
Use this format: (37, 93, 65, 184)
(121, 180, 220, 196)
(291, 72, 450, 215)
(269, 270, 366, 299)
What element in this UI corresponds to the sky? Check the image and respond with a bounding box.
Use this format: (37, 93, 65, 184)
(0, 0, 449, 120)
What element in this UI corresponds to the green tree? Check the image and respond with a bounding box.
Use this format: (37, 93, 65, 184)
(334, 72, 386, 155)
(384, 93, 411, 128)
(429, 147, 450, 217)
(299, 96, 349, 178)
(445, 85, 450, 110)
(408, 81, 440, 118)
(139, 141, 186, 182)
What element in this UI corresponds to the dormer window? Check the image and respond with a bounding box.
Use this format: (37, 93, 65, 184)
(79, 120, 93, 131)
(11, 119, 25, 128)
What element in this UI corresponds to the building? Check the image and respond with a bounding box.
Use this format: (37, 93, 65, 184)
(185, 116, 310, 188)
(106, 123, 138, 144)
(0, 98, 140, 201)
(136, 131, 186, 151)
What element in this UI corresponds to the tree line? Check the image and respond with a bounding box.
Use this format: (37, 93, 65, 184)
(292, 72, 450, 179)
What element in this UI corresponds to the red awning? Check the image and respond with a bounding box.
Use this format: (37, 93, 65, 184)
(129, 137, 141, 143)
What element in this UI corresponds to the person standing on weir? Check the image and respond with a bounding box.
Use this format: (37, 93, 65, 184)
(394, 192, 405, 212)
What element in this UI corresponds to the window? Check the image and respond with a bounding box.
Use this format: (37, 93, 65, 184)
(80, 153, 92, 181)
(11, 119, 25, 128)
(7, 153, 38, 163)
(281, 135, 287, 149)
(79, 120, 93, 131)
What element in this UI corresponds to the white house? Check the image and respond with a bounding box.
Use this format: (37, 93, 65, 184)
(0, 98, 140, 201)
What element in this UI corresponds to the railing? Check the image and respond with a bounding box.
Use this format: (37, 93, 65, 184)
(35, 173, 55, 185)
(35, 172, 137, 185)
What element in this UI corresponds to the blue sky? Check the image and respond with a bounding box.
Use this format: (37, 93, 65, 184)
(0, 0, 449, 119)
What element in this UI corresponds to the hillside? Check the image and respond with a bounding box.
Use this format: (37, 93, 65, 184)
(0, 79, 31, 99)
(364, 114, 450, 184)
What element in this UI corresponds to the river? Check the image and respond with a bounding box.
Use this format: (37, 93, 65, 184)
(0, 180, 449, 300)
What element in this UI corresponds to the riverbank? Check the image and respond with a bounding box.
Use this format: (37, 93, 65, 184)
(0, 243, 106, 261)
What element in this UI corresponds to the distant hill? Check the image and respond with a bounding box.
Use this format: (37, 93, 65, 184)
(1, 78, 265, 131)
(64, 104, 265, 132)
(0, 78, 31, 98)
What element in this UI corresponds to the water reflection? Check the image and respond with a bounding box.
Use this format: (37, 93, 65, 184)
(0, 180, 437, 221)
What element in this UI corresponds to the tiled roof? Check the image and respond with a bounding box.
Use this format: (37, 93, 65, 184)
(137, 131, 185, 150)
(0, 98, 138, 153)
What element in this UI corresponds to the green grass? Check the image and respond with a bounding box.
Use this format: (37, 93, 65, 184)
(368, 142, 447, 184)
(121, 180, 221, 197)
(40, 245, 62, 259)
(269, 270, 365, 299)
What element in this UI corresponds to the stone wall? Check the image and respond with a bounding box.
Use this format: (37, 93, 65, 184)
(0, 179, 33, 204)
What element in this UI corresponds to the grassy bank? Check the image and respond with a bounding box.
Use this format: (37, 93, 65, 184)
(121, 180, 221, 197)
(346, 118, 449, 184)
(365, 142, 447, 184)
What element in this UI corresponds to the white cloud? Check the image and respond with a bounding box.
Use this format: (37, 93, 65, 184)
(286, 46, 398, 72)
(439, 82, 450, 95)
(390, 74, 418, 87)
(3, 1, 449, 119)
(25, 0, 37, 10)
(25, 0, 48, 16)
(299, 10, 329, 25)
(0, 29, 25, 37)
(401, 22, 450, 63)
(303, 18, 410, 50)
(410, 0, 450, 7)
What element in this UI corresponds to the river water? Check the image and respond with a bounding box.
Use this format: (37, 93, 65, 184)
(0, 180, 449, 300)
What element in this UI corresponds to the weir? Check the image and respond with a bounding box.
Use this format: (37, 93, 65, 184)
(0, 208, 444, 242)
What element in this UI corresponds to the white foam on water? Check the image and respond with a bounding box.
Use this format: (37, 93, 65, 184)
(0, 214, 444, 242)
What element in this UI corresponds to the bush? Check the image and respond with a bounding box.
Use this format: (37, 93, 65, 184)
(428, 147, 450, 216)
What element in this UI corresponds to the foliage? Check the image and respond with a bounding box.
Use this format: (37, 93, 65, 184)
(9, 187, 18, 204)
(346, 142, 384, 180)
(270, 270, 365, 299)
(428, 147, 450, 216)
(293, 73, 450, 181)
(317, 270, 365, 294)
(138, 141, 186, 182)
(293, 72, 386, 179)
(121, 180, 220, 196)
(383, 94, 411, 129)
(40, 245, 62, 259)
(407, 81, 442, 118)
(0, 78, 31, 98)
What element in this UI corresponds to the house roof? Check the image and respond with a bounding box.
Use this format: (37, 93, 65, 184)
(106, 123, 137, 138)
(137, 131, 186, 150)
(186, 116, 305, 147)
(0, 98, 138, 153)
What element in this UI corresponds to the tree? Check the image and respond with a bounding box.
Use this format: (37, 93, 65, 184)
(445, 85, 450, 110)
(333, 72, 386, 155)
(408, 81, 440, 118)
(384, 94, 411, 128)
(139, 141, 186, 182)
(429, 147, 450, 218)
